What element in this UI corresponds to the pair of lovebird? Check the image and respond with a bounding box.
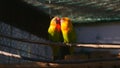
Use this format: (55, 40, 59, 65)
(48, 16, 76, 60)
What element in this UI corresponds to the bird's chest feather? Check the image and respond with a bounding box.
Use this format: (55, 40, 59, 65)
(56, 24, 61, 32)
(61, 24, 70, 33)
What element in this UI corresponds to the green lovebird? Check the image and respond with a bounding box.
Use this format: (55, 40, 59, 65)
(60, 17, 77, 55)
(48, 16, 64, 60)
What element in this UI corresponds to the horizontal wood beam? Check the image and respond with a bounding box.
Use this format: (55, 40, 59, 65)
(1, 33, 120, 49)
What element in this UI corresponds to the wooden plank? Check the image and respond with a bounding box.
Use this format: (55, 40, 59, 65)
(1, 61, 120, 68)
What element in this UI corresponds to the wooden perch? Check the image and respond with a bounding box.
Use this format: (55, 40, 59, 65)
(0, 51, 21, 59)
(0, 33, 120, 49)
(76, 44, 120, 49)
(1, 50, 120, 64)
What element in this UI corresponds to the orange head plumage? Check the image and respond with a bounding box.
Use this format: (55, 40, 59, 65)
(60, 17, 73, 32)
(48, 16, 61, 32)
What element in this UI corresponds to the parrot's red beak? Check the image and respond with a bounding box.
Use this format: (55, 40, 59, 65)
(56, 17, 61, 24)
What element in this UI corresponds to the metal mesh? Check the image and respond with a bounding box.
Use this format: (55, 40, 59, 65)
(0, 21, 52, 64)
(24, 0, 120, 23)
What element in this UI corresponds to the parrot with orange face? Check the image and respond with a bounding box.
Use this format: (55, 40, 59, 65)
(48, 16, 64, 60)
(60, 17, 77, 55)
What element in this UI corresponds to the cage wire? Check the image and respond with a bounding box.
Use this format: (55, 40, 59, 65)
(1, 33, 120, 64)
(1, 22, 120, 64)
(0, 21, 52, 64)
(0, 0, 120, 64)
(24, 0, 120, 23)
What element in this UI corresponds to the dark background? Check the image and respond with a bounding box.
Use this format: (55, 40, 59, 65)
(0, 0, 51, 39)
